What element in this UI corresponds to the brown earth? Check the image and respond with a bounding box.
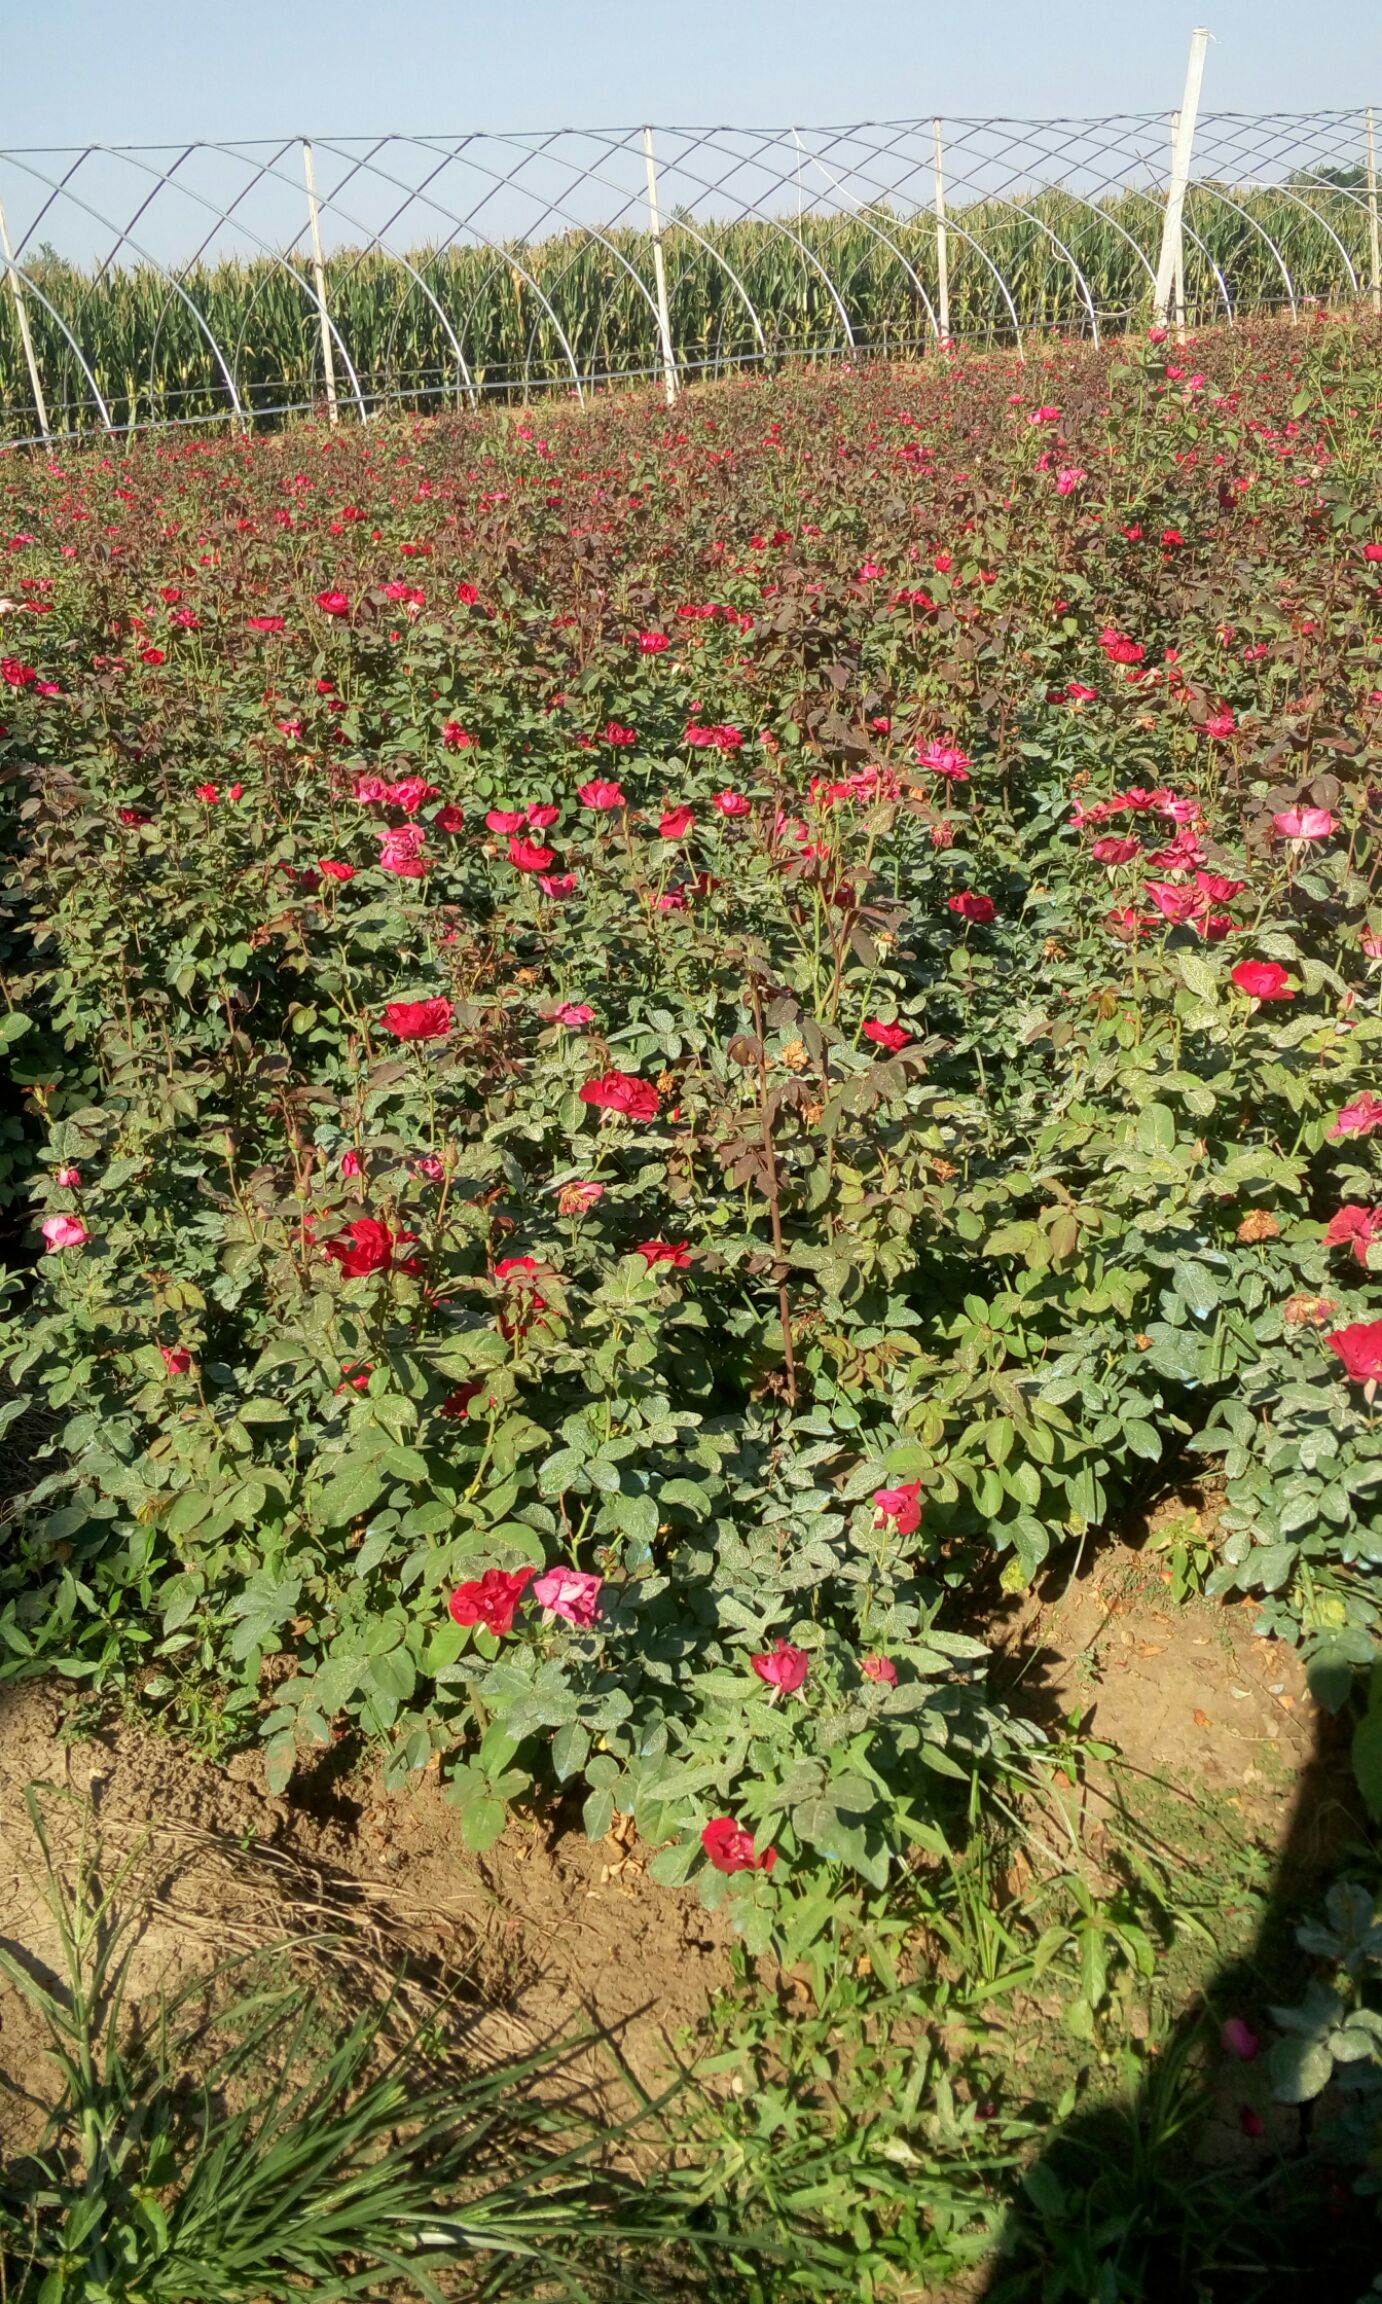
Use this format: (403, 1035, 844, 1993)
(0, 1493, 1351, 2235)
(0, 1676, 734, 2162)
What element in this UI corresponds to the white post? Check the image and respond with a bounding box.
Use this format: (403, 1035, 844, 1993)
(1169, 111, 1187, 335)
(1368, 107, 1381, 318)
(643, 127, 678, 407)
(932, 117, 950, 347)
(302, 139, 340, 426)
(1153, 28, 1210, 328)
(0, 203, 50, 446)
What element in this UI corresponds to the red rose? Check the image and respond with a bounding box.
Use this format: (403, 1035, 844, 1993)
(486, 808, 526, 834)
(948, 891, 996, 925)
(1329, 1320, 1382, 1386)
(1144, 880, 1207, 924)
(509, 835, 556, 872)
(873, 1480, 923, 1536)
(318, 859, 355, 881)
(751, 1639, 810, 1694)
(861, 1653, 898, 1686)
(316, 590, 351, 617)
(701, 1816, 777, 1875)
(447, 1565, 536, 1636)
(660, 805, 695, 838)
(1324, 1205, 1382, 1265)
(324, 1216, 418, 1278)
(442, 721, 476, 750)
(579, 1071, 661, 1122)
(578, 779, 625, 811)
(382, 996, 453, 1041)
(863, 1019, 910, 1051)
(1091, 836, 1141, 865)
(635, 1239, 691, 1268)
(1231, 961, 1294, 1001)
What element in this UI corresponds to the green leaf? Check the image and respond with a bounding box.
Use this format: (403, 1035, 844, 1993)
(457, 1795, 508, 1853)
(582, 1786, 615, 1841)
(314, 1453, 388, 1528)
(552, 1722, 591, 1781)
(1269, 2032, 1334, 2103)
(1123, 1419, 1162, 1462)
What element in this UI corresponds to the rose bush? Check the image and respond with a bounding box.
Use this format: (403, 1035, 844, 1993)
(1, 318, 1380, 1928)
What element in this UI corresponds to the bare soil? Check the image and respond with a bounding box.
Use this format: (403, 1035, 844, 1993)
(0, 1676, 734, 2161)
(0, 1493, 1353, 2205)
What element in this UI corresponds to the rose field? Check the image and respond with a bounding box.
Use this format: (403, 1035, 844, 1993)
(2, 321, 1382, 2299)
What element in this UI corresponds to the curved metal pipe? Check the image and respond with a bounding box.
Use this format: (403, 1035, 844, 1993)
(0, 255, 114, 436)
(1, 148, 244, 423)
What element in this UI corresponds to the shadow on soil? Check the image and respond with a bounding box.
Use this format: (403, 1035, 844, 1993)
(977, 1699, 1380, 2304)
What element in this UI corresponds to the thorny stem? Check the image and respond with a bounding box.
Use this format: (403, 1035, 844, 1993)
(748, 973, 798, 1411)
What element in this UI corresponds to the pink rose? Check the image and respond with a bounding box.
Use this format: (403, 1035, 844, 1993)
(41, 1214, 89, 1252)
(1273, 807, 1336, 840)
(553, 1002, 595, 1027)
(378, 824, 428, 878)
(1329, 1092, 1382, 1140)
(54, 1165, 81, 1187)
(861, 1653, 898, 1686)
(917, 741, 972, 782)
(532, 1566, 603, 1627)
(1220, 2017, 1260, 2061)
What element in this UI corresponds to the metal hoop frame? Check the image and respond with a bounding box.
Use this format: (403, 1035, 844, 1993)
(0, 109, 1376, 445)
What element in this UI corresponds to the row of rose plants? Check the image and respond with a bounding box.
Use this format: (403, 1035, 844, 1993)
(0, 320, 1379, 1927)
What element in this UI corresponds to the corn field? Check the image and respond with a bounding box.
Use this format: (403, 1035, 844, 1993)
(2, 144, 1379, 438)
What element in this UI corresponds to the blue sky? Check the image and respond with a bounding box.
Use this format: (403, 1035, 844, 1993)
(5, 1, 1376, 142)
